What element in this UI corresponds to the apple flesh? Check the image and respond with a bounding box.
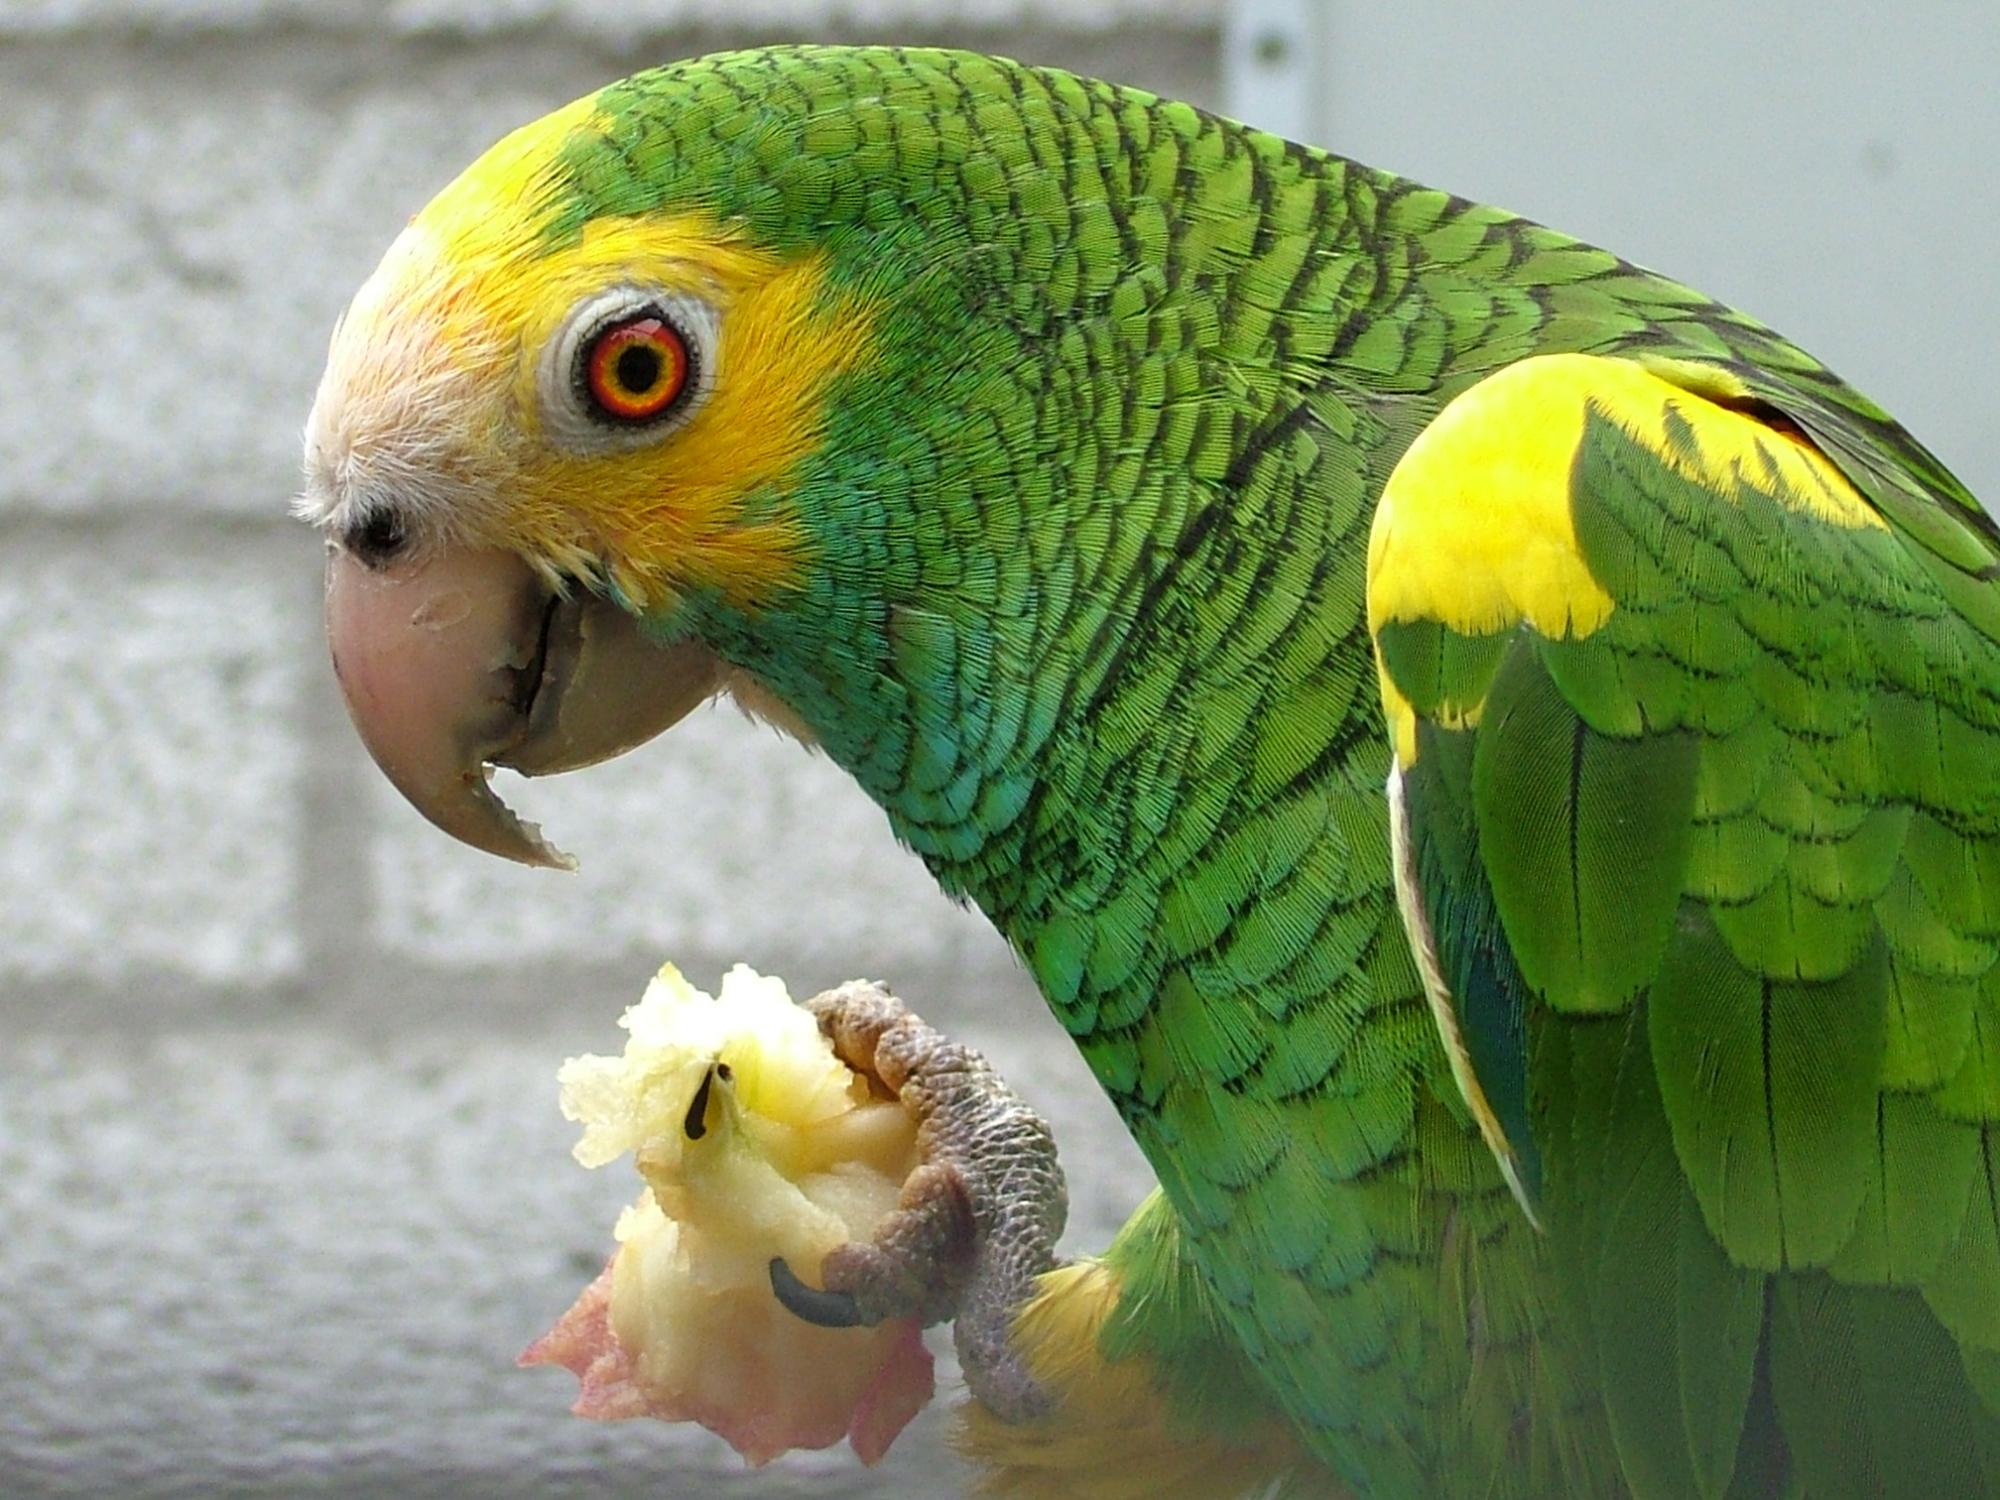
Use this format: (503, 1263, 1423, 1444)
(522, 964, 934, 1465)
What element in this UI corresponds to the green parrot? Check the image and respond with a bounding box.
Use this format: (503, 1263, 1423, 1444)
(298, 45, 2000, 1498)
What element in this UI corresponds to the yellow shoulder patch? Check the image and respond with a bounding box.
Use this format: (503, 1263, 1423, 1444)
(1368, 352, 1884, 762)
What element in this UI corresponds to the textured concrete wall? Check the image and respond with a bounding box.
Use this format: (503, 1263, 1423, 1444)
(10, 4, 2000, 1497)
(0, 9, 1213, 1497)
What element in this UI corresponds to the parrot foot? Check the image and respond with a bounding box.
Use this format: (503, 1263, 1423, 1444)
(769, 980, 1067, 1424)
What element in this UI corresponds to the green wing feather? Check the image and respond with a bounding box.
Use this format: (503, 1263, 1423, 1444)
(1381, 353, 2000, 1498)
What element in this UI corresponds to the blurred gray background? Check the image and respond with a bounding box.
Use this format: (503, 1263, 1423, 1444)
(2, 2, 1994, 1496)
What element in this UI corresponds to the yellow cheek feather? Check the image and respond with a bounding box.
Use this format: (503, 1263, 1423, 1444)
(504, 215, 874, 611)
(1367, 352, 1886, 764)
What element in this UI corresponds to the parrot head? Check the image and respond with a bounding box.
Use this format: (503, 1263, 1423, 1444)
(299, 52, 959, 866)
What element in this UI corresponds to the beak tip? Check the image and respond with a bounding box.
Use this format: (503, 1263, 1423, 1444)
(438, 768, 581, 872)
(526, 837, 582, 875)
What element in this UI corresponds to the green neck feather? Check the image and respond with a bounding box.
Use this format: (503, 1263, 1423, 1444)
(579, 48, 1398, 978)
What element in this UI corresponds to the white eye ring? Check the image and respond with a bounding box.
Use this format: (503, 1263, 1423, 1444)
(537, 284, 720, 454)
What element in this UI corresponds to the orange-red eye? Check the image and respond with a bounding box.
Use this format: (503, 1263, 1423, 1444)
(583, 314, 691, 424)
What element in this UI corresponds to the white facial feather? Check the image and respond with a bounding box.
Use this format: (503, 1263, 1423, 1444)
(295, 222, 514, 549)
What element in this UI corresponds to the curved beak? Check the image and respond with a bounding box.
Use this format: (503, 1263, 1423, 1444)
(323, 541, 720, 869)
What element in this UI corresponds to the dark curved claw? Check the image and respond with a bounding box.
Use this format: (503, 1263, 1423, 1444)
(768, 1256, 867, 1329)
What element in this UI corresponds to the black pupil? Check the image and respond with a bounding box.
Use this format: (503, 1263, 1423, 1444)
(616, 343, 663, 394)
(357, 510, 404, 561)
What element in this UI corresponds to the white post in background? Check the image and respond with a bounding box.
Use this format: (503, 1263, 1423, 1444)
(1223, 0, 1329, 145)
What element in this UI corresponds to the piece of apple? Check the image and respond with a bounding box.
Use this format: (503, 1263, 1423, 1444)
(521, 964, 934, 1465)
